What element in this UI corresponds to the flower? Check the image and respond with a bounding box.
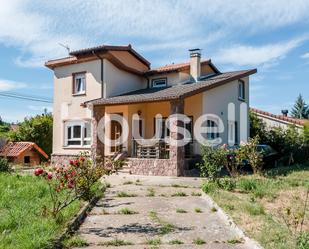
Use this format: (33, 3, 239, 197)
(69, 160, 74, 165)
(34, 168, 44, 176)
(80, 156, 85, 162)
(47, 172, 53, 180)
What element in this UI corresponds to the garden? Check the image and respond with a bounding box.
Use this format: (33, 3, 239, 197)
(199, 114, 309, 249)
(0, 154, 106, 249)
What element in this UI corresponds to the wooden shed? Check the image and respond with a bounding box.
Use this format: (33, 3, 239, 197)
(0, 142, 48, 166)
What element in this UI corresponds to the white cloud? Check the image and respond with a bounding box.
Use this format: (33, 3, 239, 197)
(27, 105, 53, 112)
(214, 37, 306, 67)
(300, 52, 309, 59)
(1, 1, 309, 68)
(0, 79, 27, 91)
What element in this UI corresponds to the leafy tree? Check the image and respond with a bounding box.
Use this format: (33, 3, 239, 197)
(291, 94, 309, 119)
(8, 112, 53, 156)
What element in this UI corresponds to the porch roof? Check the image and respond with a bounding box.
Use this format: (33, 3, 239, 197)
(85, 69, 256, 106)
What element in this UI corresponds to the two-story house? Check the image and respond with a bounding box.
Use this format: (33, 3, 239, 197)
(45, 44, 256, 176)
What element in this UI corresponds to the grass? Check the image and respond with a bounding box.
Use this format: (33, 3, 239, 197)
(176, 208, 187, 213)
(192, 238, 206, 245)
(62, 236, 89, 248)
(191, 192, 202, 196)
(194, 208, 202, 213)
(204, 164, 309, 249)
(146, 188, 155, 197)
(99, 239, 133, 246)
(116, 191, 137, 197)
(211, 207, 217, 212)
(117, 207, 138, 215)
(171, 191, 187, 197)
(168, 239, 184, 245)
(145, 238, 161, 245)
(148, 211, 175, 235)
(227, 238, 244, 244)
(0, 173, 82, 249)
(171, 184, 188, 188)
(123, 181, 133, 185)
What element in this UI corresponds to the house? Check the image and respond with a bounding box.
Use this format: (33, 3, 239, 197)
(0, 142, 48, 166)
(250, 108, 305, 131)
(45, 44, 256, 176)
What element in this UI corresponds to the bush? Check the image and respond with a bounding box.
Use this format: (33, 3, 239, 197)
(217, 177, 236, 191)
(297, 232, 309, 249)
(202, 181, 218, 193)
(238, 177, 258, 192)
(0, 158, 11, 172)
(198, 146, 227, 181)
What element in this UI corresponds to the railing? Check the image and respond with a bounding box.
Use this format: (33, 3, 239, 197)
(132, 139, 169, 159)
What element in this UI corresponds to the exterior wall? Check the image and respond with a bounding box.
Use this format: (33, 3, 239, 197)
(255, 114, 303, 132)
(202, 77, 249, 145)
(104, 59, 146, 98)
(13, 148, 41, 166)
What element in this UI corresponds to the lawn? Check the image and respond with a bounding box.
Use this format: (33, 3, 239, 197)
(0, 173, 83, 249)
(207, 164, 309, 249)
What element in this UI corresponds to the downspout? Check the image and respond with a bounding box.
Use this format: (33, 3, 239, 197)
(92, 51, 104, 98)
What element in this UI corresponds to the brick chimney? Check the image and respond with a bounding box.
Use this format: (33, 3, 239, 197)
(189, 48, 201, 82)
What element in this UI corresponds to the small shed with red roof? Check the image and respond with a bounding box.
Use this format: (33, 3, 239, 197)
(0, 142, 48, 166)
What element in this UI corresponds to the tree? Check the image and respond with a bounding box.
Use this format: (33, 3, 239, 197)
(8, 112, 53, 156)
(291, 94, 309, 119)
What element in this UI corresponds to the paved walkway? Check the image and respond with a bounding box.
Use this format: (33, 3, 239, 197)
(74, 175, 254, 249)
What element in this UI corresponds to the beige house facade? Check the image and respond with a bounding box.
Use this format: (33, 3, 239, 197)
(46, 45, 256, 176)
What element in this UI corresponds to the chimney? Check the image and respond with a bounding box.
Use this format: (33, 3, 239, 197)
(281, 109, 288, 117)
(189, 48, 201, 82)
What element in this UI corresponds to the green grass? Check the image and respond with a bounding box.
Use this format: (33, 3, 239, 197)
(148, 211, 175, 235)
(191, 192, 202, 196)
(205, 164, 309, 249)
(176, 208, 187, 213)
(211, 207, 217, 212)
(194, 208, 202, 213)
(145, 238, 161, 245)
(168, 239, 183, 245)
(99, 239, 133, 246)
(117, 208, 138, 215)
(116, 191, 137, 197)
(146, 188, 155, 197)
(171, 184, 188, 188)
(227, 238, 244, 244)
(0, 173, 82, 249)
(62, 236, 89, 248)
(171, 191, 187, 197)
(123, 181, 133, 185)
(192, 238, 206, 245)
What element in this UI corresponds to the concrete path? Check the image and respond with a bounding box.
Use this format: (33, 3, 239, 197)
(74, 175, 254, 249)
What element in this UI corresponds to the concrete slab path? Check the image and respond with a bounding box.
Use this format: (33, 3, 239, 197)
(74, 175, 256, 249)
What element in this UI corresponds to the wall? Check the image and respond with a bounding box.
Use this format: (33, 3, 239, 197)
(202, 77, 249, 146)
(13, 148, 41, 166)
(256, 114, 303, 132)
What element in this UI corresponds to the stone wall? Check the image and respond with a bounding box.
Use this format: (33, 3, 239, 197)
(127, 158, 178, 176)
(51, 154, 80, 166)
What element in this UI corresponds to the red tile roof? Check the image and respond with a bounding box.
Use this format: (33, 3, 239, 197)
(250, 108, 306, 126)
(0, 142, 48, 159)
(145, 60, 219, 75)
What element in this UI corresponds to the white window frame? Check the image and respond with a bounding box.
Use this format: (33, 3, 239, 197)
(152, 78, 167, 88)
(73, 73, 86, 95)
(238, 80, 245, 101)
(64, 120, 91, 147)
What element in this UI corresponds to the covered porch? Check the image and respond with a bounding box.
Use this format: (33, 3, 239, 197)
(91, 94, 203, 176)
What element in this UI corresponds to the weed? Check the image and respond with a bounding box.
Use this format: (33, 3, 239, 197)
(227, 238, 244, 244)
(245, 203, 265, 216)
(191, 192, 202, 196)
(160, 223, 175, 235)
(171, 184, 188, 188)
(145, 238, 161, 245)
(117, 191, 137, 197)
(192, 238, 206, 245)
(99, 239, 133, 246)
(211, 207, 217, 212)
(176, 208, 187, 213)
(194, 208, 202, 213)
(117, 208, 138, 215)
(171, 191, 187, 197)
(146, 188, 155, 197)
(63, 236, 89, 248)
(168, 239, 183, 245)
(123, 181, 133, 185)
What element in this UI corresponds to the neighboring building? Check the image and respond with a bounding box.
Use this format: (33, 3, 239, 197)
(0, 142, 48, 166)
(45, 44, 256, 176)
(250, 108, 305, 131)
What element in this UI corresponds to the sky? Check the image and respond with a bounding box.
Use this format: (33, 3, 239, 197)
(0, 0, 309, 122)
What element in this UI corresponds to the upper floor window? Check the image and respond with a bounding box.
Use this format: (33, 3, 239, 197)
(73, 73, 86, 95)
(64, 120, 91, 147)
(152, 78, 167, 88)
(238, 80, 245, 100)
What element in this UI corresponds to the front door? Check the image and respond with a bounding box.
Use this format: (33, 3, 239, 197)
(110, 113, 123, 153)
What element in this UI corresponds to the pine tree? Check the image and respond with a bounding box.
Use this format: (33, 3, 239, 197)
(291, 94, 309, 119)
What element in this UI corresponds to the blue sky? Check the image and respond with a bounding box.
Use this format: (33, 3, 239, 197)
(0, 0, 309, 122)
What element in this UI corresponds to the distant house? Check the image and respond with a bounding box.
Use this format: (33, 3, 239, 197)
(250, 108, 305, 131)
(0, 142, 48, 166)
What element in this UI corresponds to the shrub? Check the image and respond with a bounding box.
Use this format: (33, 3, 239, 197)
(202, 181, 218, 194)
(238, 178, 258, 192)
(217, 177, 236, 191)
(297, 232, 309, 249)
(243, 136, 263, 174)
(198, 146, 227, 181)
(0, 158, 11, 172)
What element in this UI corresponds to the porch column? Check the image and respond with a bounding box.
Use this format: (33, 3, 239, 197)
(91, 105, 105, 164)
(169, 98, 185, 176)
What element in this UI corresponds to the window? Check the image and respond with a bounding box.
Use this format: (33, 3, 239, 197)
(65, 121, 91, 147)
(206, 119, 219, 140)
(152, 78, 167, 88)
(24, 156, 30, 164)
(154, 117, 169, 139)
(73, 73, 86, 95)
(228, 121, 238, 145)
(238, 80, 245, 100)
